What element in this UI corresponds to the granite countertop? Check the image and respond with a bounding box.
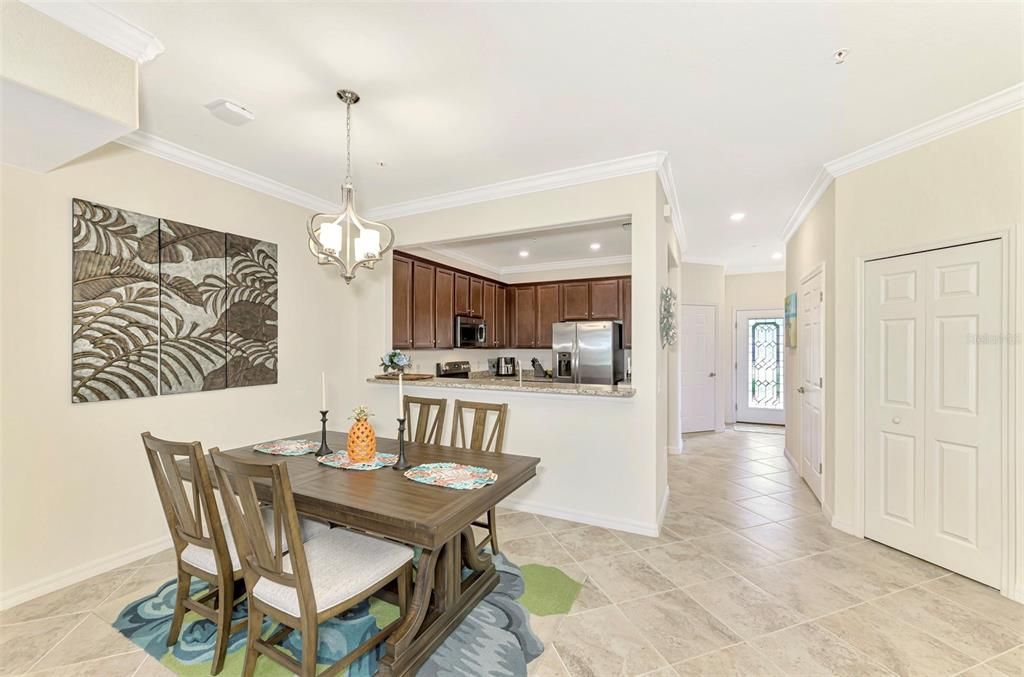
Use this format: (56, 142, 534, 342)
(367, 373, 635, 398)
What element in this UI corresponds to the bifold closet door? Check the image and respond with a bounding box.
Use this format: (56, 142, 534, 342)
(865, 239, 1002, 586)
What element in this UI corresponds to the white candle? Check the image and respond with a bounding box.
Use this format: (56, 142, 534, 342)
(398, 371, 404, 420)
(321, 372, 327, 411)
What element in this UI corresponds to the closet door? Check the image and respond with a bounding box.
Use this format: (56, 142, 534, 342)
(865, 239, 1002, 586)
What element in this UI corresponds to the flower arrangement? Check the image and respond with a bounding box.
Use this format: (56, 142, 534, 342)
(380, 350, 411, 373)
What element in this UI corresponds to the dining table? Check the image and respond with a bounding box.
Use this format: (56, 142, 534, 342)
(179, 429, 539, 677)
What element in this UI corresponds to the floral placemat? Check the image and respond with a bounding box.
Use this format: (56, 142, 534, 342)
(404, 462, 497, 490)
(252, 439, 318, 456)
(316, 452, 399, 471)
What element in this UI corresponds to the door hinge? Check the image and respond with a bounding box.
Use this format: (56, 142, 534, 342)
(820, 291, 823, 301)
(818, 462, 822, 473)
(819, 376, 823, 387)
(734, 403, 738, 410)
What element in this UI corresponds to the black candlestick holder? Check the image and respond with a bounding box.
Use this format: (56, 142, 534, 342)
(392, 417, 412, 471)
(316, 410, 333, 457)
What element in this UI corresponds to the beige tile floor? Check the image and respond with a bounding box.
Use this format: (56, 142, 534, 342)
(1, 427, 1021, 676)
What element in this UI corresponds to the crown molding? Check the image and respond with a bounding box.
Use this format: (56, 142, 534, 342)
(780, 167, 833, 243)
(656, 154, 686, 252)
(417, 246, 503, 276)
(365, 151, 670, 221)
(500, 254, 632, 275)
(725, 263, 785, 275)
(24, 1, 165, 63)
(825, 82, 1024, 177)
(117, 131, 340, 213)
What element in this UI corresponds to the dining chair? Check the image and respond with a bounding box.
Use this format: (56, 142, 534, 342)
(403, 395, 447, 445)
(141, 432, 329, 675)
(211, 450, 414, 677)
(449, 400, 509, 553)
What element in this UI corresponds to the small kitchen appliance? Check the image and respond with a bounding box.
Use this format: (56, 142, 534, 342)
(495, 356, 516, 377)
(435, 361, 472, 379)
(454, 316, 487, 348)
(552, 321, 624, 385)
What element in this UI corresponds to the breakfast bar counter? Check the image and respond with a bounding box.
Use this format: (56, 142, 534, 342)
(367, 375, 635, 398)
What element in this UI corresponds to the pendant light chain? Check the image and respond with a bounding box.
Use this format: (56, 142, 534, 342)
(345, 101, 353, 186)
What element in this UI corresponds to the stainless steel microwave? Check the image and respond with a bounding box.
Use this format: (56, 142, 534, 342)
(455, 316, 487, 348)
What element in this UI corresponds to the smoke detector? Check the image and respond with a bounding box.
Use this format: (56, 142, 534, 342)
(205, 99, 255, 125)
(833, 48, 850, 64)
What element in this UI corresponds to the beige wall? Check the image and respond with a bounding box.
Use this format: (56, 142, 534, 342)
(0, 145, 353, 605)
(680, 262, 728, 431)
(785, 183, 836, 510)
(724, 271, 786, 424)
(830, 109, 1023, 533)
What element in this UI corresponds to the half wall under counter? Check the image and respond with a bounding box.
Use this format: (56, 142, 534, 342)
(366, 374, 634, 398)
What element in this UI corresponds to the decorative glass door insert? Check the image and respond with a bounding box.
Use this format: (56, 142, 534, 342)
(747, 318, 784, 409)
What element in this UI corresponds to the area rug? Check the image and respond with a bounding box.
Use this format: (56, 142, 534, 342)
(112, 554, 579, 676)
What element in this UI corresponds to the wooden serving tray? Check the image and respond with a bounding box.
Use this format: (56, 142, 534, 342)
(374, 373, 434, 381)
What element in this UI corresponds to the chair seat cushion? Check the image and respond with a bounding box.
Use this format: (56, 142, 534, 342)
(252, 528, 414, 617)
(181, 508, 330, 576)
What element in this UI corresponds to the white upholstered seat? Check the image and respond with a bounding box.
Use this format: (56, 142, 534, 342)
(181, 507, 330, 575)
(252, 528, 414, 617)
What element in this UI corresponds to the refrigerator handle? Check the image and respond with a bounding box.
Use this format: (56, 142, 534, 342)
(573, 338, 580, 385)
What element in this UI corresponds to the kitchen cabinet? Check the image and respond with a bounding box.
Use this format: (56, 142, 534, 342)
(494, 285, 507, 347)
(392, 255, 413, 349)
(621, 278, 632, 348)
(469, 278, 484, 317)
(560, 281, 590, 320)
(482, 282, 496, 345)
(536, 284, 560, 348)
(512, 286, 537, 348)
(589, 279, 621, 319)
(434, 267, 454, 349)
(411, 261, 436, 348)
(454, 273, 470, 316)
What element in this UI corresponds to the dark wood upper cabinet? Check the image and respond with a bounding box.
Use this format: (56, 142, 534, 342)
(392, 255, 413, 349)
(621, 277, 632, 348)
(512, 286, 537, 348)
(536, 284, 560, 349)
(469, 277, 484, 317)
(434, 267, 455, 349)
(589, 279, 622, 320)
(453, 273, 470, 316)
(494, 285, 507, 347)
(560, 281, 590, 320)
(411, 261, 436, 348)
(482, 282, 496, 345)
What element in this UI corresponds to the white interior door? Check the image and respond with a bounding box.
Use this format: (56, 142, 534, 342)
(681, 305, 717, 432)
(864, 239, 1002, 586)
(799, 272, 824, 500)
(735, 310, 785, 425)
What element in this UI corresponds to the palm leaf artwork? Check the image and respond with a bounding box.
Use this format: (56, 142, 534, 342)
(70, 199, 278, 402)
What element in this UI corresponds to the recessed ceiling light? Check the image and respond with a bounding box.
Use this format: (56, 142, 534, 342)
(771, 252, 783, 260)
(834, 48, 849, 64)
(730, 213, 745, 222)
(519, 250, 529, 258)
(204, 99, 255, 125)
(590, 243, 601, 251)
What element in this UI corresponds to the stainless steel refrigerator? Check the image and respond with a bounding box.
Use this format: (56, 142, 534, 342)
(551, 321, 625, 385)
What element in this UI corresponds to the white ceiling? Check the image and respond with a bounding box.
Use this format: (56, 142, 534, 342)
(100, 2, 1022, 270)
(425, 218, 632, 274)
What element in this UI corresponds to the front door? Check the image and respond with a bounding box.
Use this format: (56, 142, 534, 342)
(736, 309, 785, 425)
(681, 305, 717, 433)
(864, 239, 1002, 586)
(799, 272, 824, 500)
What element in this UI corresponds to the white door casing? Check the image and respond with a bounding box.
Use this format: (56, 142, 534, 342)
(799, 271, 824, 501)
(681, 304, 717, 433)
(864, 239, 1003, 586)
(735, 309, 785, 425)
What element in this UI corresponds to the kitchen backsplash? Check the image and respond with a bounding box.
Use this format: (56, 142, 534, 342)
(399, 348, 632, 378)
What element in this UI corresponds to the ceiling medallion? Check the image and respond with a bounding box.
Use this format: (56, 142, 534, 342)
(307, 89, 395, 284)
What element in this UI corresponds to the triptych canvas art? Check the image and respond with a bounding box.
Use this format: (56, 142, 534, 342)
(71, 198, 278, 403)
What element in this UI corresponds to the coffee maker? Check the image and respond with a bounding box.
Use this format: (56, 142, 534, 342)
(495, 356, 516, 377)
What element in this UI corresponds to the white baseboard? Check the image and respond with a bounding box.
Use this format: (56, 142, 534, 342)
(657, 486, 671, 530)
(783, 446, 799, 472)
(0, 534, 172, 611)
(500, 497, 660, 537)
(666, 446, 681, 455)
(829, 514, 860, 538)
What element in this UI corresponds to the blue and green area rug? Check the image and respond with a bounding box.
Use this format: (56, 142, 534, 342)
(112, 555, 581, 676)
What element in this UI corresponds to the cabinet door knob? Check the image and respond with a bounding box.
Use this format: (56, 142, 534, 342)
(797, 386, 806, 393)
(892, 417, 901, 424)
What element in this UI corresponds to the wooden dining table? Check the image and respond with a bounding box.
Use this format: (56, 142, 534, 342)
(180, 429, 539, 677)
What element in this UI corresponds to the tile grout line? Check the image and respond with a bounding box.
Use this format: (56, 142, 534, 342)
(22, 612, 92, 674)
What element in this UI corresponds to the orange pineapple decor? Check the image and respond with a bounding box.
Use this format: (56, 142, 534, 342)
(347, 406, 377, 462)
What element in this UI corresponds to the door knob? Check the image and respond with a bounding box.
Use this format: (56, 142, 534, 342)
(797, 386, 806, 393)
(708, 372, 716, 377)
(892, 417, 901, 424)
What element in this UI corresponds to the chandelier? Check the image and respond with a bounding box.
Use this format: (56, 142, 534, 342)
(308, 89, 395, 283)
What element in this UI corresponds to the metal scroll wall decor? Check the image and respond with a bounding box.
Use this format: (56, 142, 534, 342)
(71, 198, 278, 403)
(659, 286, 678, 349)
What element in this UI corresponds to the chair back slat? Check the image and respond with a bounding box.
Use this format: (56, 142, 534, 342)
(142, 432, 224, 556)
(404, 395, 447, 445)
(450, 400, 508, 453)
(211, 452, 314, 614)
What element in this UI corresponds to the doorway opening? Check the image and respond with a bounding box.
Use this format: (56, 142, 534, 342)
(735, 309, 785, 426)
